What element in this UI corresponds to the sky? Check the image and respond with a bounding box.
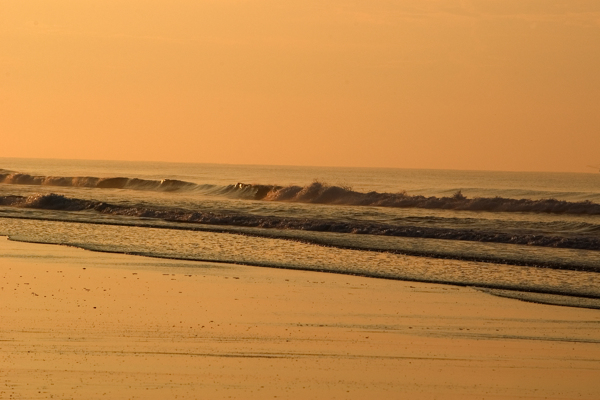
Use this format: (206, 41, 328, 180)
(1, 0, 599, 172)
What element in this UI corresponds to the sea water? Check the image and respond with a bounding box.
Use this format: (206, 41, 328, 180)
(1, 158, 599, 309)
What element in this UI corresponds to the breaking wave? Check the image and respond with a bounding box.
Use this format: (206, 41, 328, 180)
(2, 170, 600, 215)
(0, 171, 200, 192)
(2, 193, 600, 252)
(242, 181, 600, 215)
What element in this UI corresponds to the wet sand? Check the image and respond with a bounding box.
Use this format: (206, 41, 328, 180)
(1, 237, 600, 399)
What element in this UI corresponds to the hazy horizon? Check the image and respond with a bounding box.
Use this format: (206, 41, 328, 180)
(2, 1, 599, 173)
(3, 155, 600, 175)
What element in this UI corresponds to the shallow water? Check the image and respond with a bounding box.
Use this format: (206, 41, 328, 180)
(1, 158, 599, 308)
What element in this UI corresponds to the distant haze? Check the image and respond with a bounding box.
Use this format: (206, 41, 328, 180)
(1, 1, 599, 172)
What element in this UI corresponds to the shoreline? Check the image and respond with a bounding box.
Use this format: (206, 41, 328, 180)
(2, 237, 600, 399)
(5, 228, 600, 310)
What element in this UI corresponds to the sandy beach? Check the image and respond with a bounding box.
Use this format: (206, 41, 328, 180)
(1, 236, 600, 399)
(4, 0, 600, 397)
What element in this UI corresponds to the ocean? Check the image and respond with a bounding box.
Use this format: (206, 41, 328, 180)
(1, 158, 599, 309)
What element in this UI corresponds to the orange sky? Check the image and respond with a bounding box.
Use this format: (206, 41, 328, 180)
(1, 0, 599, 172)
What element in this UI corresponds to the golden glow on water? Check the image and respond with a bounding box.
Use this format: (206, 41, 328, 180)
(1, 160, 599, 278)
(1, 1, 599, 171)
(2, 217, 599, 303)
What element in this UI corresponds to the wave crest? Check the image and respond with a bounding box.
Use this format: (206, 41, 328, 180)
(2, 170, 600, 215)
(0, 171, 200, 192)
(0, 193, 95, 211)
(242, 181, 600, 215)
